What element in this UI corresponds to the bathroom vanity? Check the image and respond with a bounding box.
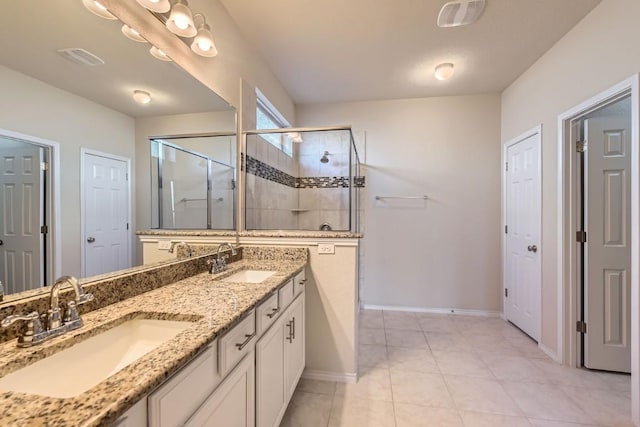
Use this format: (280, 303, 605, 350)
(0, 247, 307, 426)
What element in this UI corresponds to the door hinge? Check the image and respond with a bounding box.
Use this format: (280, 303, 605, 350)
(576, 230, 587, 243)
(577, 321, 587, 334)
(126, 223, 129, 230)
(41, 162, 49, 171)
(505, 288, 509, 298)
(505, 162, 508, 172)
(505, 225, 508, 234)
(40, 225, 48, 234)
(576, 141, 586, 153)
(126, 173, 129, 181)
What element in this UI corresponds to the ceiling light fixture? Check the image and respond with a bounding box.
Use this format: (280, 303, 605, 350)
(166, 0, 197, 37)
(434, 63, 455, 81)
(135, 0, 171, 13)
(190, 15, 218, 57)
(121, 25, 147, 43)
(82, 0, 117, 20)
(437, 0, 486, 28)
(133, 90, 152, 104)
(149, 45, 172, 61)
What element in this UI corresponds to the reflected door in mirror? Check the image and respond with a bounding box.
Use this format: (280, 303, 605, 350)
(0, 144, 45, 293)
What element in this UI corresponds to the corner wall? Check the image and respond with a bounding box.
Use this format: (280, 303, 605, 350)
(297, 94, 502, 313)
(501, 0, 640, 357)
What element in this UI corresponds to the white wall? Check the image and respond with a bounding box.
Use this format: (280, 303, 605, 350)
(298, 94, 502, 312)
(501, 0, 640, 356)
(0, 65, 135, 279)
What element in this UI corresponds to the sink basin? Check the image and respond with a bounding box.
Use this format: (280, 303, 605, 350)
(0, 318, 192, 398)
(222, 270, 277, 283)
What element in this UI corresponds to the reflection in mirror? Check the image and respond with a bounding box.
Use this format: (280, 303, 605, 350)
(0, 135, 52, 294)
(150, 134, 236, 229)
(0, 1, 236, 301)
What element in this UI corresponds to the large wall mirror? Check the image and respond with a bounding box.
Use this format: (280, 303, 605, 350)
(0, 0, 237, 301)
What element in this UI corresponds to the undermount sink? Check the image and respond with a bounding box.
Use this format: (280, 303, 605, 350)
(0, 318, 193, 398)
(221, 270, 277, 283)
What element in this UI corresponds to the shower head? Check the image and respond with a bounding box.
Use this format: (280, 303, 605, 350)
(320, 151, 330, 163)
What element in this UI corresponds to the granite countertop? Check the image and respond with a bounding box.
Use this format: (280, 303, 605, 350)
(136, 229, 363, 239)
(0, 258, 305, 426)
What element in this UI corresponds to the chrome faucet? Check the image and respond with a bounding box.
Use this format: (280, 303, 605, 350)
(207, 243, 237, 274)
(1, 276, 94, 347)
(169, 241, 193, 257)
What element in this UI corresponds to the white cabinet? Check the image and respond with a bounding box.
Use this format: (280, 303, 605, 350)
(256, 313, 285, 427)
(112, 397, 147, 427)
(283, 294, 305, 400)
(148, 343, 221, 427)
(256, 291, 305, 427)
(185, 353, 255, 427)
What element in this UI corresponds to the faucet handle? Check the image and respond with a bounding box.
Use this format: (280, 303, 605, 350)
(1, 311, 40, 328)
(1, 312, 46, 346)
(76, 292, 94, 305)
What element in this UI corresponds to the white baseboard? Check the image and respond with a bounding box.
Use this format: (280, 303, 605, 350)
(361, 304, 501, 318)
(539, 343, 562, 363)
(302, 369, 357, 384)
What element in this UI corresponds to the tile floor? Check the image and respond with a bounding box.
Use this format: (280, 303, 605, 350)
(279, 309, 634, 427)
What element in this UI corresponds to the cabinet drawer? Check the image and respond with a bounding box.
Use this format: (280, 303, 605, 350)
(256, 292, 279, 336)
(278, 280, 294, 311)
(293, 270, 306, 297)
(148, 343, 220, 427)
(219, 311, 256, 376)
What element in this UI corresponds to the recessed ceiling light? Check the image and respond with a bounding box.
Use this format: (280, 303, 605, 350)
(82, 0, 117, 20)
(133, 90, 152, 104)
(434, 63, 455, 81)
(149, 46, 172, 61)
(121, 25, 147, 43)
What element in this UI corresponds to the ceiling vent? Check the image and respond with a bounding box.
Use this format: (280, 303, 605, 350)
(57, 48, 105, 66)
(437, 0, 486, 28)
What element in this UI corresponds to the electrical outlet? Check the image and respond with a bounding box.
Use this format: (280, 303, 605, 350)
(318, 243, 335, 254)
(158, 240, 172, 250)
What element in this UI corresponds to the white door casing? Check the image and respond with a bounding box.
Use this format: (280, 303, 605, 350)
(584, 115, 632, 373)
(504, 127, 542, 341)
(0, 146, 43, 293)
(81, 150, 131, 277)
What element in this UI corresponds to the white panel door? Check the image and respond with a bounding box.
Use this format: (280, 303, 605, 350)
(0, 146, 43, 293)
(83, 152, 129, 277)
(505, 133, 541, 341)
(584, 116, 632, 373)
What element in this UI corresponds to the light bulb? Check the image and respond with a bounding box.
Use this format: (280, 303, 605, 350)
(191, 20, 218, 57)
(166, 0, 196, 37)
(174, 16, 189, 30)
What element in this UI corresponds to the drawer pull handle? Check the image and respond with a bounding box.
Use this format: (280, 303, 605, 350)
(291, 316, 296, 340)
(299, 279, 306, 285)
(286, 321, 293, 343)
(236, 333, 255, 350)
(266, 307, 280, 319)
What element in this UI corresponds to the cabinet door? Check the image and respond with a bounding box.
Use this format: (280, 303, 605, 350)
(112, 397, 147, 427)
(283, 294, 305, 400)
(256, 318, 285, 427)
(185, 352, 255, 427)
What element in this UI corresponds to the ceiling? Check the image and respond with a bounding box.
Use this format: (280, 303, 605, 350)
(0, 0, 232, 118)
(219, 0, 601, 104)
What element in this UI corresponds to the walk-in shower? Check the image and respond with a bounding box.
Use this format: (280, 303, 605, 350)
(243, 126, 362, 232)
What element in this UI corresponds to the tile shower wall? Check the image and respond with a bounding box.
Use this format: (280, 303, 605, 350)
(297, 130, 351, 230)
(245, 134, 298, 229)
(245, 130, 356, 231)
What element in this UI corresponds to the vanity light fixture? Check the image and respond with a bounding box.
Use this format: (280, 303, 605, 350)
(121, 25, 147, 43)
(166, 0, 197, 37)
(133, 90, 152, 104)
(82, 0, 116, 20)
(136, 0, 171, 13)
(149, 45, 172, 61)
(434, 62, 455, 81)
(191, 15, 218, 57)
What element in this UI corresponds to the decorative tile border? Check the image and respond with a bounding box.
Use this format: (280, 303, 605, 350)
(246, 155, 296, 187)
(246, 155, 366, 189)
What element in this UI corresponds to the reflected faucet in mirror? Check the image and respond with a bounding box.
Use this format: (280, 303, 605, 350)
(168, 241, 193, 257)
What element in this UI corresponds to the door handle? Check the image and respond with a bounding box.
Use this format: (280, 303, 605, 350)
(87, 237, 95, 243)
(0, 239, 3, 246)
(527, 245, 538, 253)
